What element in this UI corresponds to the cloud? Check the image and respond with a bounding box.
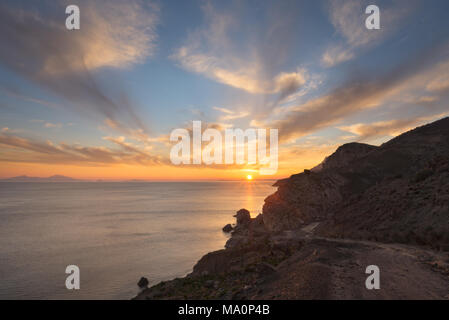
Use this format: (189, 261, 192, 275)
(338, 113, 448, 140)
(44, 122, 63, 129)
(269, 42, 449, 142)
(220, 112, 250, 121)
(103, 136, 153, 155)
(0, 129, 269, 173)
(213, 106, 249, 121)
(426, 74, 449, 92)
(173, 47, 306, 95)
(171, 2, 306, 97)
(0, 0, 159, 133)
(1, 87, 61, 109)
(213, 107, 234, 114)
(0, 132, 164, 166)
(322, 46, 354, 68)
(322, 0, 415, 67)
(272, 71, 307, 101)
(416, 96, 438, 103)
(397, 94, 439, 105)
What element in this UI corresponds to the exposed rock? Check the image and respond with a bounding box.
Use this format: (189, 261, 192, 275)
(318, 142, 377, 171)
(263, 117, 449, 249)
(251, 214, 267, 235)
(204, 280, 215, 288)
(256, 262, 277, 274)
(222, 224, 233, 233)
(224, 211, 269, 249)
(134, 236, 449, 300)
(234, 209, 251, 225)
(138, 277, 149, 289)
(262, 172, 346, 231)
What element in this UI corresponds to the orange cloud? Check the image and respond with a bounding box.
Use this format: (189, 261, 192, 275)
(339, 113, 449, 140)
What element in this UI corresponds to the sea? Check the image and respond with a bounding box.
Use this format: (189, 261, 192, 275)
(0, 181, 276, 299)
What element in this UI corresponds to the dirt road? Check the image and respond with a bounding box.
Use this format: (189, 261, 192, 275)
(135, 224, 449, 300)
(254, 231, 449, 299)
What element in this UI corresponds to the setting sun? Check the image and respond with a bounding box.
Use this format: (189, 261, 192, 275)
(246, 175, 253, 180)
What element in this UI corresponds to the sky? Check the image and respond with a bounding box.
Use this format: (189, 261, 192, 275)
(0, 0, 449, 180)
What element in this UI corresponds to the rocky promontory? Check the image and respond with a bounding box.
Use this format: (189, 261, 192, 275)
(134, 117, 449, 300)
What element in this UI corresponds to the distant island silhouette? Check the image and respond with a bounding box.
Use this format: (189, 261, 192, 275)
(0, 175, 81, 182)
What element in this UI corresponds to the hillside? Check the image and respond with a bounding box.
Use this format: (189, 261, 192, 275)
(264, 117, 449, 250)
(135, 117, 449, 300)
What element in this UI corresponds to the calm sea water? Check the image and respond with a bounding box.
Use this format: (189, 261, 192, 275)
(0, 181, 275, 299)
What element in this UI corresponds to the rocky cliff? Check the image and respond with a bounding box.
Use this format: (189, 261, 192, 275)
(134, 117, 449, 300)
(263, 117, 449, 250)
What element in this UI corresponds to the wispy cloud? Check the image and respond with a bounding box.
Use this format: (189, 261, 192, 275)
(0, 132, 164, 166)
(322, 46, 354, 68)
(426, 73, 449, 92)
(338, 113, 448, 140)
(213, 106, 249, 121)
(1, 87, 61, 109)
(44, 122, 63, 129)
(0, 0, 159, 133)
(171, 2, 306, 98)
(270, 42, 449, 142)
(322, 0, 415, 67)
(212, 107, 234, 114)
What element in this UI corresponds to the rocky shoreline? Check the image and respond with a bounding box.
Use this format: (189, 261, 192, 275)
(134, 117, 449, 300)
(134, 208, 449, 300)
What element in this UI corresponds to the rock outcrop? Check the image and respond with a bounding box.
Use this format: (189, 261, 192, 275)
(224, 210, 268, 249)
(234, 209, 251, 225)
(222, 224, 233, 233)
(138, 277, 149, 289)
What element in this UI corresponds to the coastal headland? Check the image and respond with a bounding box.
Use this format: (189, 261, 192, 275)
(135, 118, 449, 300)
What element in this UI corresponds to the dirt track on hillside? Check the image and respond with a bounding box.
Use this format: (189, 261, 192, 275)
(253, 234, 449, 300)
(135, 224, 449, 300)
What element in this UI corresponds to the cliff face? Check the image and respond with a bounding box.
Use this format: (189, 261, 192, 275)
(262, 171, 347, 231)
(262, 142, 378, 231)
(262, 117, 449, 250)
